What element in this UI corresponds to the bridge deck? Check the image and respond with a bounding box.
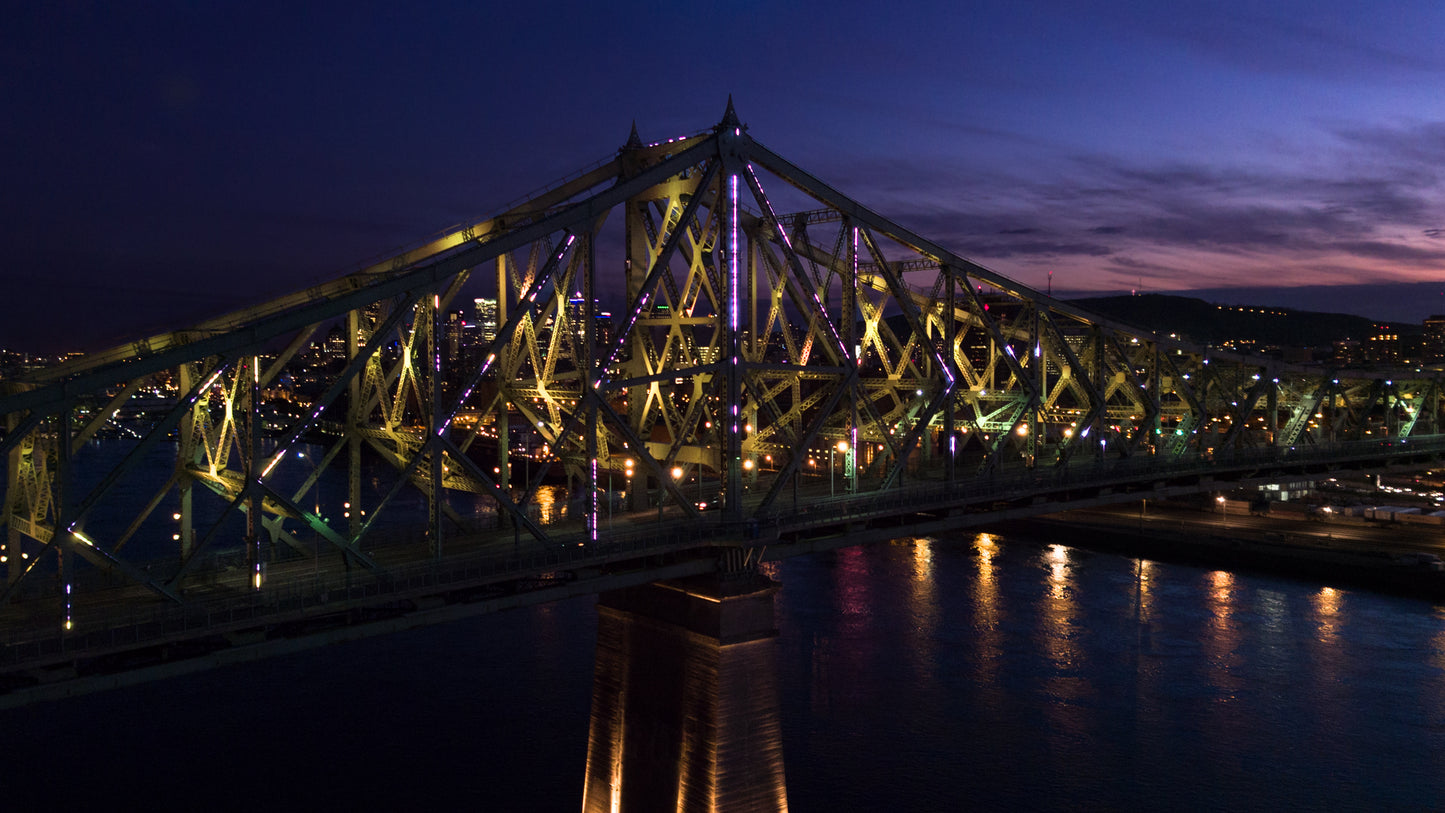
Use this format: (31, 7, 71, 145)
(3, 435, 1440, 707)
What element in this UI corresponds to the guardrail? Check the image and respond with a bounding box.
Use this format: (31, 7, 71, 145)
(0, 512, 715, 665)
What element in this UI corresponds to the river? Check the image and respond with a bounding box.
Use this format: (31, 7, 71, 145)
(4, 526, 1443, 810)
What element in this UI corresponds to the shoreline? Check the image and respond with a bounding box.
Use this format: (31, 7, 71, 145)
(992, 503, 1445, 602)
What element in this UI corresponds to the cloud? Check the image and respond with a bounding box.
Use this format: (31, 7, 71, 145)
(1332, 121, 1445, 168)
(956, 240, 1114, 259)
(767, 112, 1445, 312)
(1332, 240, 1445, 263)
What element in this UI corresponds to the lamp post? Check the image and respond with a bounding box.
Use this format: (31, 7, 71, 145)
(662, 466, 682, 520)
(1216, 494, 1227, 528)
(624, 460, 633, 519)
(298, 450, 320, 577)
(831, 440, 849, 497)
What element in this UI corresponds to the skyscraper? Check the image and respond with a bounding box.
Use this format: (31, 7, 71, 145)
(474, 297, 499, 343)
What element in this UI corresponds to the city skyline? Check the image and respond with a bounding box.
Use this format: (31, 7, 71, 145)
(4, 1, 1444, 353)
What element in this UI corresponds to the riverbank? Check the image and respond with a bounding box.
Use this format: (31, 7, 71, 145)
(995, 500, 1445, 602)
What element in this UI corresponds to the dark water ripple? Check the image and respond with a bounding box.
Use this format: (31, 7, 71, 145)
(4, 528, 1443, 811)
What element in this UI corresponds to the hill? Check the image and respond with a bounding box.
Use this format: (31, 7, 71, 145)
(1066, 294, 1413, 348)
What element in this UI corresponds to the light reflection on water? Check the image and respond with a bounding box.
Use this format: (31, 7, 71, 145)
(1040, 542, 1082, 687)
(777, 528, 1445, 810)
(905, 538, 939, 691)
(1313, 586, 1341, 644)
(6, 517, 1445, 811)
(1204, 570, 1242, 694)
(1136, 558, 1155, 623)
(972, 533, 1003, 691)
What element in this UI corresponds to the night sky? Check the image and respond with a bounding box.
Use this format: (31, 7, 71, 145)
(4, 1, 1445, 353)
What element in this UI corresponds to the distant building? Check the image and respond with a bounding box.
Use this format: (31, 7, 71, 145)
(323, 324, 347, 362)
(1401, 335, 1428, 366)
(1367, 324, 1399, 364)
(473, 297, 499, 343)
(1425, 315, 1445, 363)
(594, 310, 613, 350)
(1333, 339, 1365, 367)
(446, 311, 465, 362)
(566, 296, 589, 349)
(561, 297, 615, 351)
(1279, 345, 1314, 365)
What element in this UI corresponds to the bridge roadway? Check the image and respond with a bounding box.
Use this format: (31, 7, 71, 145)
(2, 435, 1442, 706)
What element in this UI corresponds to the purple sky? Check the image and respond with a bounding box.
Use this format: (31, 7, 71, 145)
(4, 1, 1444, 352)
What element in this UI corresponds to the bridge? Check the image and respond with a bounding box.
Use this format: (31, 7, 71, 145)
(4, 100, 1443, 705)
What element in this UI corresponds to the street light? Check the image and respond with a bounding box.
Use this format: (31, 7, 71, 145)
(623, 459, 633, 518)
(831, 440, 849, 497)
(606, 459, 615, 530)
(662, 465, 682, 520)
(298, 450, 320, 576)
(1216, 494, 1227, 528)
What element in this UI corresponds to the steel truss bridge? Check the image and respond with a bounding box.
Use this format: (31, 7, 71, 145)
(4, 100, 1443, 701)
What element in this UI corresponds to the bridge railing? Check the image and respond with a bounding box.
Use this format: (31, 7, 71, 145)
(4, 433, 1443, 667)
(0, 506, 723, 663)
(759, 434, 1445, 534)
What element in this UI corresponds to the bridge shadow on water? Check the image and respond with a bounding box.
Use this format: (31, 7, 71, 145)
(582, 574, 789, 812)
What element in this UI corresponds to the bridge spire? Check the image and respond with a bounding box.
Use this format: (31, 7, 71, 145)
(717, 94, 743, 133)
(622, 119, 643, 151)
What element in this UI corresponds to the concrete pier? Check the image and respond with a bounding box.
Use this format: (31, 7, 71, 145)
(581, 573, 788, 812)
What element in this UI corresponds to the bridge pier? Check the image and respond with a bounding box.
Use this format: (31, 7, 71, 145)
(581, 572, 787, 812)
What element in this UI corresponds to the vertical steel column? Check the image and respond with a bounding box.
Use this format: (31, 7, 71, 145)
(3, 412, 19, 585)
(720, 135, 744, 519)
(583, 234, 599, 545)
(1267, 376, 1279, 444)
(57, 407, 73, 628)
(495, 257, 510, 499)
(1093, 329, 1106, 462)
(845, 226, 859, 491)
(175, 363, 196, 559)
(1151, 345, 1162, 453)
(347, 309, 363, 539)
(1386, 381, 1397, 437)
(1328, 378, 1338, 444)
(749, 226, 759, 362)
(1028, 308, 1040, 467)
(246, 357, 262, 589)
(624, 198, 650, 512)
(944, 275, 957, 485)
(745, 225, 759, 484)
(1433, 379, 1442, 435)
(429, 294, 444, 558)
